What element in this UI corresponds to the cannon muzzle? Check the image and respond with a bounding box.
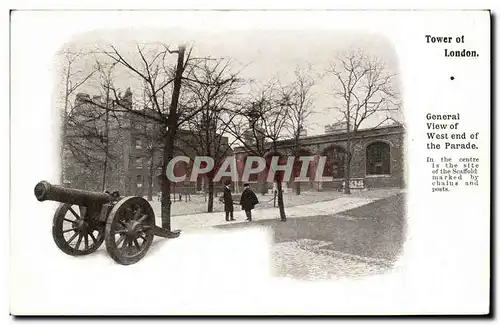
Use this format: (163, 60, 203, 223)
(34, 181, 112, 207)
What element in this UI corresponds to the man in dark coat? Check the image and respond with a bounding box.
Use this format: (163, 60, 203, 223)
(223, 180, 235, 221)
(240, 183, 259, 222)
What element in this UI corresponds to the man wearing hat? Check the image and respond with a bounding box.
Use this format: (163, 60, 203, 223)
(223, 180, 235, 221)
(240, 183, 259, 222)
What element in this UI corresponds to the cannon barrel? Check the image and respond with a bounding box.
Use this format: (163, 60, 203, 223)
(34, 181, 112, 207)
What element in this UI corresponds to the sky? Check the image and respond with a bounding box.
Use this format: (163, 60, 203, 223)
(54, 28, 403, 137)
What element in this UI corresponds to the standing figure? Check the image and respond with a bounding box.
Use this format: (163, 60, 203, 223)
(223, 180, 235, 221)
(240, 183, 259, 222)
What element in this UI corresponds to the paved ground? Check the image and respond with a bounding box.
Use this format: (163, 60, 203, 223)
(214, 193, 406, 280)
(152, 188, 406, 281)
(150, 187, 402, 217)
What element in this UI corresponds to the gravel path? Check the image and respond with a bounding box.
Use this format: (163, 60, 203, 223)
(272, 240, 392, 280)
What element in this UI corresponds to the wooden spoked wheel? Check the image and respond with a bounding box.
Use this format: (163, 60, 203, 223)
(105, 197, 155, 265)
(52, 203, 105, 256)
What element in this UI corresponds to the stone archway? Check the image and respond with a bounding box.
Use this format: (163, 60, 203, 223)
(321, 145, 347, 190)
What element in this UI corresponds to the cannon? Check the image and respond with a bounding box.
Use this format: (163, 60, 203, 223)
(34, 181, 180, 265)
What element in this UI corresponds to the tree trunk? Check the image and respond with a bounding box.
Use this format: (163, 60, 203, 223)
(60, 67, 71, 185)
(161, 133, 173, 230)
(276, 179, 286, 221)
(259, 175, 267, 195)
(101, 94, 110, 192)
(293, 140, 301, 196)
(207, 176, 214, 212)
(147, 155, 154, 201)
(60, 116, 67, 185)
(343, 153, 352, 194)
(101, 159, 108, 192)
(160, 45, 185, 231)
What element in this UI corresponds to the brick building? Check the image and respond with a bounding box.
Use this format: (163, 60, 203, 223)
(62, 91, 131, 193)
(62, 88, 232, 197)
(127, 122, 231, 198)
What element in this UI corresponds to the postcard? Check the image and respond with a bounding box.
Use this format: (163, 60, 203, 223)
(9, 9, 491, 315)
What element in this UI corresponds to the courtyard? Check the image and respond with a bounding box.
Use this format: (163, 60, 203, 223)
(151, 188, 406, 281)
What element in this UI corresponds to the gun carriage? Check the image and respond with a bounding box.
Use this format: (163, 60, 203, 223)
(34, 181, 180, 265)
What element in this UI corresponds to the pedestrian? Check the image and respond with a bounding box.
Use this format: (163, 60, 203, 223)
(223, 180, 235, 222)
(240, 183, 259, 222)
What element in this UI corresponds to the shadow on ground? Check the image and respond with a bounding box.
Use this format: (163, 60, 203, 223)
(214, 193, 406, 261)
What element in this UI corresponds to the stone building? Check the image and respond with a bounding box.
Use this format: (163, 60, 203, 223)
(233, 124, 405, 191)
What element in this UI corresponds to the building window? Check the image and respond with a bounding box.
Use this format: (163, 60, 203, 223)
(136, 175, 143, 188)
(331, 163, 340, 178)
(366, 141, 391, 175)
(323, 146, 346, 178)
(134, 122, 143, 131)
(136, 157, 143, 169)
(135, 139, 142, 149)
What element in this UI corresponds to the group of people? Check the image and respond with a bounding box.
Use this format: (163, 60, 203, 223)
(222, 180, 259, 222)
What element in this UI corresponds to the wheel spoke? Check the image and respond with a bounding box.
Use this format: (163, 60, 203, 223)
(68, 207, 81, 219)
(67, 232, 78, 244)
(127, 240, 133, 255)
(133, 239, 141, 251)
(116, 234, 126, 248)
(132, 208, 142, 220)
(124, 207, 133, 220)
(131, 240, 136, 254)
(137, 214, 148, 224)
(63, 218, 74, 223)
(121, 239, 130, 255)
(116, 229, 127, 234)
(84, 234, 89, 250)
(63, 227, 78, 233)
(88, 232, 97, 243)
(75, 234, 83, 250)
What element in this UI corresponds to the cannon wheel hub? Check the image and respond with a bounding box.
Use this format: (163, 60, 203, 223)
(105, 196, 155, 265)
(125, 220, 143, 236)
(72, 219, 86, 230)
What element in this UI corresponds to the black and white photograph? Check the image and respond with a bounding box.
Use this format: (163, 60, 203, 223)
(9, 9, 491, 316)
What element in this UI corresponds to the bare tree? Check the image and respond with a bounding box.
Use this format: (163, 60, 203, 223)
(132, 109, 164, 201)
(177, 58, 243, 212)
(226, 80, 290, 221)
(56, 48, 96, 184)
(92, 60, 120, 191)
(63, 95, 117, 191)
(327, 50, 400, 194)
(282, 66, 316, 195)
(226, 85, 271, 196)
(93, 42, 228, 231)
